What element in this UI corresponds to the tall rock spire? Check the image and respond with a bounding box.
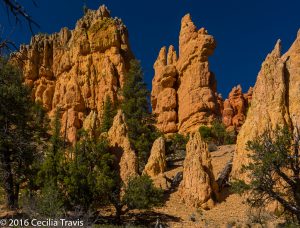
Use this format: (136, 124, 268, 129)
(232, 37, 299, 180)
(151, 14, 221, 134)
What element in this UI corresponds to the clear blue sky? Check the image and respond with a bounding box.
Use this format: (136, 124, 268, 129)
(1, 0, 300, 97)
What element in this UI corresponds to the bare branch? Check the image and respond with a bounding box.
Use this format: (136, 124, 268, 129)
(2, 0, 40, 34)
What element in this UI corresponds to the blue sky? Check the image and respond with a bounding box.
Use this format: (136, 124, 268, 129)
(1, 0, 300, 97)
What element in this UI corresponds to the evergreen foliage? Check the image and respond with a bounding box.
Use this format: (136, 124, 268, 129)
(0, 58, 164, 222)
(232, 125, 300, 223)
(123, 175, 163, 210)
(37, 109, 65, 189)
(199, 120, 236, 145)
(64, 131, 118, 211)
(199, 125, 213, 142)
(0, 58, 47, 209)
(121, 59, 160, 172)
(100, 96, 117, 133)
(165, 133, 188, 157)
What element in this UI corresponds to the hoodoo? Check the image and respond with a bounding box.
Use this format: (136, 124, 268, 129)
(232, 31, 300, 180)
(14, 5, 133, 143)
(151, 14, 222, 135)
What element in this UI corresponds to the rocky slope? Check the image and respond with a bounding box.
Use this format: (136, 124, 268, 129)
(232, 31, 300, 180)
(151, 14, 222, 135)
(14, 5, 133, 143)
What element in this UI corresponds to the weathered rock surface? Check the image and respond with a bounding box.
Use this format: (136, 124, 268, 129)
(151, 14, 221, 135)
(222, 85, 253, 132)
(143, 137, 167, 177)
(179, 131, 218, 209)
(108, 110, 138, 183)
(14, 5, 133, 142)
(232, 32, 300, 180)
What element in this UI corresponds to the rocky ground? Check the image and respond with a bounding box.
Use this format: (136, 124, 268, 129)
(124, 145, 284, 227)
(0, 144, 287, 227)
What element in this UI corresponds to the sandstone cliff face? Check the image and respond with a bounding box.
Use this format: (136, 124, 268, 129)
(108, 110, 138, 183)
(179, 131, 218, 209)
(222, 85, 253, 132)
(143, 137, 166, 177)
(151, 14, 221, 135)
(15, 5, 133, 142)
(232, 33, 300, 179)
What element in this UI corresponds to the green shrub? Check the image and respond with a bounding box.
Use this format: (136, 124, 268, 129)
(199, 120, 236, 145)
(35, 183, 65, 218)
(123, 175, 163, 210)
(199, 125, 213, 142)
(166, 133, 188, 154)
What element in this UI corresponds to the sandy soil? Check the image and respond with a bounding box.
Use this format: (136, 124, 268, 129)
(151, 145, 282, 228)
(0, 145, 284, 227)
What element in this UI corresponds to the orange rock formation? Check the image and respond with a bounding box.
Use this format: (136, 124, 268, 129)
(108, 110, 138, 183)
(179, 131, 218, 209)
(14, 5, 133, 143)
(233, 31, 300, 180)
(222, 85, 253, 132)
(151, 14, 221, 135)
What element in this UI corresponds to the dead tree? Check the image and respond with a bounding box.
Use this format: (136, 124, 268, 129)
(217, 158, 233, 191)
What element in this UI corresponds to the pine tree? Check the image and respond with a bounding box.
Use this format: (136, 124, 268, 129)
(100, 96, 117, 133)
(121, 59, 159, 172)
(113, 175, 164, 222)
(38, 109, 65, 188)
(64, 131, 118, 211)
(0, 58, 46, 209)
(232, 125, 300, 223)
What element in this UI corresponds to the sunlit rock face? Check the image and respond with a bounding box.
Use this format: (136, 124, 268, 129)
(151, 14, 221, 135)
(143, 137, 167, 177)
(108, 110, 138, 184)
(222, 85, 253, 132)
(179, 131, 218, 209)
(14, 5, 133, 143)
(233, 31, 300, 180)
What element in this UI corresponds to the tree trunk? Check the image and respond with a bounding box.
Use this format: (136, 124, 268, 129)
(1, 148, 16, 209)
(217, 159, 233, 191)
(114, 204, 123, 224)
(294, 182, 300, 224)
(14, 183, 20, 208)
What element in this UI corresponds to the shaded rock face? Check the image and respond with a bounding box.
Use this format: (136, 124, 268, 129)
(179, 131, 218, 209)
(108, 110, 138, 183)
(151, 14, 221, 135)
(143, 137, 166, 177)
(222, 85, 253, 132)
(232, 32, 300, 180)
(14, 5, 133, 143)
